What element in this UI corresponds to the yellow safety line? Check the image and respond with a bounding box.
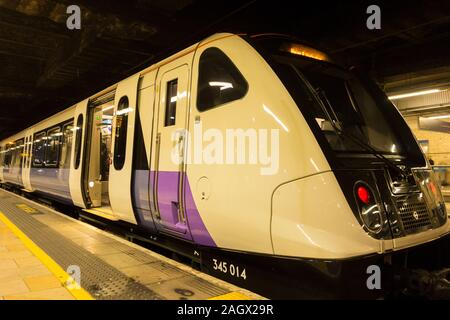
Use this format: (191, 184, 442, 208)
(209, 292, 252, 300)
(0, 211, 93, 300)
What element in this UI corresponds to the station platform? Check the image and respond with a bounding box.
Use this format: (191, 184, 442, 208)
(0, 189, 262, 300)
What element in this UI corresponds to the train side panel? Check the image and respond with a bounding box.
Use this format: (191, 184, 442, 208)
(271, 172, 384, 259)
(0, 149, 3, 182)
(108, 74, 141, 224)
(21, 129, 34, 191)
(27, 107, 75, 203)
(185, 35, 331, 254)
(1, 130, 27, 187)
(68, 101, 88, 208)
(132, 72, 158, 230)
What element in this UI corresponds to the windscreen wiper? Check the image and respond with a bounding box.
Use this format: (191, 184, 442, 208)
(315, 88, 408, 179)
(336, 127, 407, 179)
(289, 65, 407, 178)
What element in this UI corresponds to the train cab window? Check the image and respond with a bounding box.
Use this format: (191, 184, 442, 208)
(113, 96, 129, 170)
(197, 47, 248, 111)
(33, 133, 45, 167)
(60, 123, 74, 170)
(74, 114, 84, 170)
(45, 127, 61, 167)
(164, 79, 178, 126)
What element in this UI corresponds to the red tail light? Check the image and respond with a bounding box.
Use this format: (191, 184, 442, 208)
(357, 186, 370, 205)
(354, 181, 383, 234)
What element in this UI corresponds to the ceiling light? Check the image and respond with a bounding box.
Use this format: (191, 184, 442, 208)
(425, 115, 450, 120)
(388, 89, 445, 100)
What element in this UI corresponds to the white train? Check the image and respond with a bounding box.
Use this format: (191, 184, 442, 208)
(1, 33, 449, 299)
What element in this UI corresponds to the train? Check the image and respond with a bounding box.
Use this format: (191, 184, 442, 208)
(1, 33, 450, 299)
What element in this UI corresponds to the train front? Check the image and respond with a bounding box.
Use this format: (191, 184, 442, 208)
(249, 35, 450, 299)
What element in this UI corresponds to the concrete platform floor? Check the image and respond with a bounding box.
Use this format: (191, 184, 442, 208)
(0, 189, 262, 300)
(0, 220, 74, 300)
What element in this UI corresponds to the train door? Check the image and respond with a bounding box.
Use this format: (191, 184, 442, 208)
(4, 142, 15, 183)
(22, 131, 33, 191)
(12, 138, 24, 186)
(0, 145, 4, 182)
(152, 64, 192, 238)
(84, 102, 113, 210)
(69, 100, 89, 208)
(2, 143, 13, 181)
(108, 74, 141, 224)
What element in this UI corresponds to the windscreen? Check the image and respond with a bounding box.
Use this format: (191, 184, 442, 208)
(295, 61, 403, 154)
(249, 36, 426, 167)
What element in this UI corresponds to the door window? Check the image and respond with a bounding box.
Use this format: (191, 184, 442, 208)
(60, 123, 74, 169)
(164, 79, 178, 126)
(14, 139, 24, 169)
(33, 133, 45, 167)
(113, 96, 129, 170)
(45, 127, 61, 167)
(74, 114, 84, 170)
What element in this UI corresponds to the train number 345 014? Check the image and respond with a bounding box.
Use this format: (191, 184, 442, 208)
(212, 259, 247, 280)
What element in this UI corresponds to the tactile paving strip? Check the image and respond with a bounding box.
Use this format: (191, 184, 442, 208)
(0, 196, 163, 300)
(0, 191, 233, 299)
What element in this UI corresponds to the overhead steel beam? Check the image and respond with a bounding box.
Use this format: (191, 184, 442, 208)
(0, 7, 69, 39)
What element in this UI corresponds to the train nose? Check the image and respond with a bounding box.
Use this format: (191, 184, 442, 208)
(383, 168, 448, 248)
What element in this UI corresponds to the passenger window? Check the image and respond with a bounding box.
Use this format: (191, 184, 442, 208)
(74, 114, 84, 170)
(14, 139, 24, 168)
(10, 145, 16, 168)
(165, 79, 178, 126)
(45, 128, 61, 167)
(9, 144, 17, 168)
(33, 133, 46, 167)
(60, 123, 74, 169)
(5, 144, 14, 168)
(4, 144, 13, 168)
(113, 96, 129, 170)
(197, 47, 248, 111)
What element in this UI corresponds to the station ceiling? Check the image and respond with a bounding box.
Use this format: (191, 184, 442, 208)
(0, 0, 449, 139)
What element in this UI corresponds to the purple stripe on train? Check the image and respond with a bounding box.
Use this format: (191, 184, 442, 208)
(133, 170, 216, 247)
(6, 166, 214, 247)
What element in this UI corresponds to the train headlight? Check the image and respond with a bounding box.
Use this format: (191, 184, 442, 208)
(354, 182, 383, 234)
